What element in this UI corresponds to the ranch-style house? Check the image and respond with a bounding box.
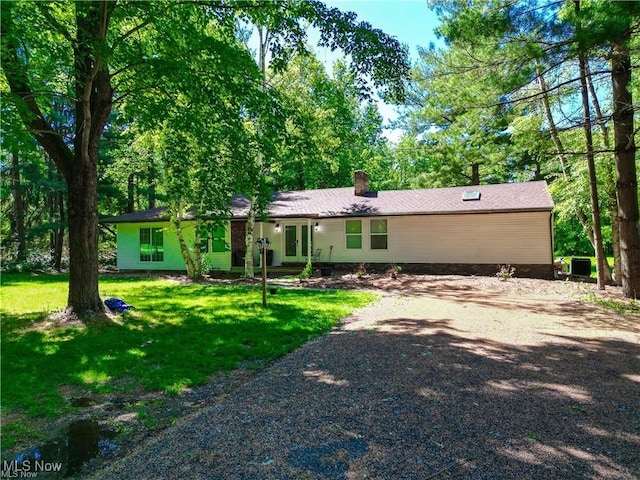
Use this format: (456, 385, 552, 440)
(101, 171, 555, 278)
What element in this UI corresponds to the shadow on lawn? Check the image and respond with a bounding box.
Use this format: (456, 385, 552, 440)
(1, 283, 367, 418)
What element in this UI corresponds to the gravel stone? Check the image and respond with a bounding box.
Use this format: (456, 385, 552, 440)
(81, 275, 639, 479)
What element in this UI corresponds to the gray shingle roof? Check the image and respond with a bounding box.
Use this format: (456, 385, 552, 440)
(100, 180, 553, 223)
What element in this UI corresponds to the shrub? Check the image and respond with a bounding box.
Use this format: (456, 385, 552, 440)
(199, 254, 216, 275)
(298, 259, 313, 279)
(1, 250, 53, 273)
(388, 263, 403, 278)
(355, 263, 367, 278)
(496, 264, 516, 280)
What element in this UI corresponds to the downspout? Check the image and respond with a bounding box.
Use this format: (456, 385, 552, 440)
(550, 211, 555, 275)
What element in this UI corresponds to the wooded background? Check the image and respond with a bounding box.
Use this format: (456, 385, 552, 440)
(2, 0, 639, 316)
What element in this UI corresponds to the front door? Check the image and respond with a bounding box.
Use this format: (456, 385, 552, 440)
(283, 223, 313, 262)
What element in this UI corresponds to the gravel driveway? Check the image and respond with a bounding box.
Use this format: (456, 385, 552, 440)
(90, 276, 639, 480)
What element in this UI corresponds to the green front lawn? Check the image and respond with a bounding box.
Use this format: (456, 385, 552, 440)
(1, 274, 376, 449)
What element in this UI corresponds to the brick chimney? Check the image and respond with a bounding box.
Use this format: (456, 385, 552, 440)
(354, 170, 369, 196)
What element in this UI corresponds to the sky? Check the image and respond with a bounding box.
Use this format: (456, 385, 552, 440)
(318, 1, 443, 141)
(322, 0, 441, 61)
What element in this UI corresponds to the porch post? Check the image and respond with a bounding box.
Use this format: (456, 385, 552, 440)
(307, 218, 312, 262)
(260, 222, 264, 267)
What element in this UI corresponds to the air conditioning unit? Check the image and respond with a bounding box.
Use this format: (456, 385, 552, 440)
(570, 258, 591, 276)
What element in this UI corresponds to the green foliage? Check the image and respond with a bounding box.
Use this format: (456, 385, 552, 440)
(270, 56, 389, 190)
(1, 250, 60, 274)
(398, 39, 525, 188)
(0, 273, 376, 447)
(298, 259, 314, 279)
(496, 264, 516, 280)
(2, 0, 410, 300)
(554, 221, 594, 257)
(583, 293, 639, 315)
(0, 138, 67, 266)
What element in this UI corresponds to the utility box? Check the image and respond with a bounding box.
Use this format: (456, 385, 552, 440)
(570, 258, 591, 276)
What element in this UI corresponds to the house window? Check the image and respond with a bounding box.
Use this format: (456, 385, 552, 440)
(212, 225, 227, 252)
(140, 227, 164, 262)
(200, 225, 227, 253)
(370, 219, 387, 250)
(345, 219, 362, 249)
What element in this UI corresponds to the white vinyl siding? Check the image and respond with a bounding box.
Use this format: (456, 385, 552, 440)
(115, 212, 552, 270)
(302, 212, 551, 265)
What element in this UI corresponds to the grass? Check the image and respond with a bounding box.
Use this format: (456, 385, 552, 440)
(583, 293, 640, 315)
(0, 273, 376, 449)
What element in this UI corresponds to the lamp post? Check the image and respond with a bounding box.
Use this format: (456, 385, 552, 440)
(256, 237, 271, 307)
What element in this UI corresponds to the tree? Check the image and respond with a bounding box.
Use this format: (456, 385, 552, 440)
(586, 61, 622, 284)
(0, 112, 68, 272)
(401, 38, 528, 189)
(611, 28, 640, 297)
(2, 0, 409, 310)
(8, 148, 26, 262)
(2, 1, 115, 318)
(574, 0, 607, 289)
(420, 0, 639, 294)
(116, 4, 266, 280)
(531, 63, 611, 282)
(271, 56, 388, 191)
(235, 1, 409, 277)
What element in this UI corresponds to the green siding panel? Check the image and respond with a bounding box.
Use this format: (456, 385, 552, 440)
(116, 222, 231, 271)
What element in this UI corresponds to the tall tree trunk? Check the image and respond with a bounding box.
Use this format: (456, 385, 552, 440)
(66, 3, 113, 316)
(537, 64, 605, 266)
(244, 197, 256, 278)
(10, 149, 26, 262)
(47, 157, 65, 272)
(297, 161, 305, 191)
(2, 1, 114, 318)
(576, 24, 607, 289)
(537, 63, 569, 176)
(611, 38, 640, 298)
(148, 164, 156, 209)
(470, 162, 480, 186)
(66, 150, 104, 314)
(171, 213, 201, 279)
(586, 62, 621, 284)
(48, 159, 56, 266)
(127, 173, 135, 213)
(54, 190, 65, 272)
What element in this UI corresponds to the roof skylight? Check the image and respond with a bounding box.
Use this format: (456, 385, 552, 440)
(462, 190, 481, 201)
